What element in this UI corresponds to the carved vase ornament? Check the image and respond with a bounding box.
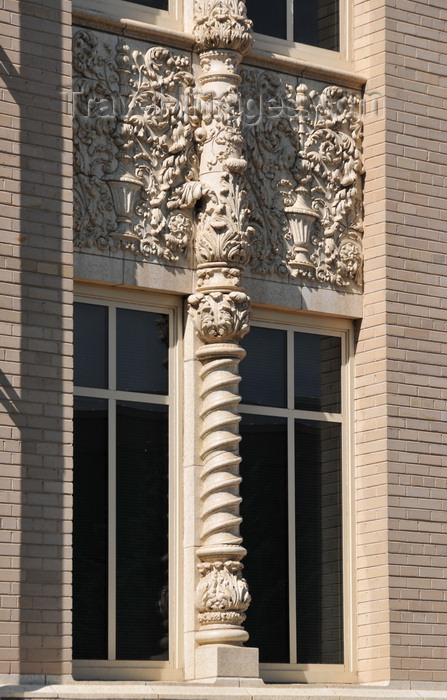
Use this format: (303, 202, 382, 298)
(188, 0, 254, 647)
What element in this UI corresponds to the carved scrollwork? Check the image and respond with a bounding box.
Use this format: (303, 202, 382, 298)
(73, 30, 201, 262)
(240, 68, 364, 290)
(197, 560, 251, 625)
(193, 0, 254, 55)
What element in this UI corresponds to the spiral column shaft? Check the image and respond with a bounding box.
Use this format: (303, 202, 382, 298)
(198, 346, 245, 554)
(189, 0, 254, 649)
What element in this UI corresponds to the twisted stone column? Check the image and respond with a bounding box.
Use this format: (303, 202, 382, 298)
(188, 0, 255, 652)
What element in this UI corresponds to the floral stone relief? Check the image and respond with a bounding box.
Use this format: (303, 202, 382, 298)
(240, 67, 364, 291)
(72, 29, 364, 292)
(73, 29, 201, 263)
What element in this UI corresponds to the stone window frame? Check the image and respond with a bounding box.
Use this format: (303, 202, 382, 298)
(249, 0, 352, 72)
(241, 307, 356, 684)
(73, 0, 182, 31)
(72, 283, 184, 682)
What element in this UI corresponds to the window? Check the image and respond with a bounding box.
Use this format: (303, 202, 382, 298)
(239, 313, 354, 683)
(246, 0, 339, 51)
(124, 0, 168, 8)
(72, 291, 181, 681)
(245, 0, 351, 69)
(73, 0, 181, 31)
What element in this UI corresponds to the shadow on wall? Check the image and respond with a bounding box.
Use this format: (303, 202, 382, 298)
(0, 0, 71, 685)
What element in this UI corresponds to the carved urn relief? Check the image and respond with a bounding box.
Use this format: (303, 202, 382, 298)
(285, 192, 319, 277)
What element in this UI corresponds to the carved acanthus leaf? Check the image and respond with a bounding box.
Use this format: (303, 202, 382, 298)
(193, 0, 254, 55)
(196, 560, 251, 625)
(188, 291, 250, 343)
(73, 30, 201, 262)
(195, 174, 253, 267)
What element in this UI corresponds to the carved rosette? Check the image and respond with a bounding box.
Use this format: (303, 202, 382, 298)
(190, 0, 254, 648)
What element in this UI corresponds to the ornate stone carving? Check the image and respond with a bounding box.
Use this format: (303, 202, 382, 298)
(73, 31, 363, 293)
(196, 175, 253, 269)
(193, 340, 249, 645)
(240, 68, 364, 290)
(188, 291, 250, 343)
(190, 0, 254, 649)
(193, 0, 254, 54)
(73, 30, 201, 262)
(197, 561, 251, 635)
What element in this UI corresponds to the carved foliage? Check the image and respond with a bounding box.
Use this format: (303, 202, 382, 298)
(73, 30, 201, 262)
(240, 68, 364, 290)
(193, 0, 254, 55)
(195, 173, 253, 268)
(197, 560, 251, 625)
(188, 290, 250, 343)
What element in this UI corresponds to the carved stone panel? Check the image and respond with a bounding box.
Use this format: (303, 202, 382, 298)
(240, 67, 364, 291)
(73, 29, 201, 263)
(73, 30, 364, 293)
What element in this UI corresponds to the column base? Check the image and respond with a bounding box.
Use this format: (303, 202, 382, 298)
(195, 644, 260, 683)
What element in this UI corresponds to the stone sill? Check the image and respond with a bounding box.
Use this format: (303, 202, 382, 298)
(72, 11, 365, 89)
(1, 683, 446, 700)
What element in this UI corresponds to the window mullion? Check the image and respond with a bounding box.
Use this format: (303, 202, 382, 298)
(287, 0, 294, 42)
(287, 330, 297, 664)
(108, 398, 117, 661)
(108, 306, 117, 661)
(288, 414, 297, 665)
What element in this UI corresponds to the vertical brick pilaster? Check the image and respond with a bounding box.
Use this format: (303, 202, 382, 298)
(0, 0, 73, 682)
(353, 0, 447, 685)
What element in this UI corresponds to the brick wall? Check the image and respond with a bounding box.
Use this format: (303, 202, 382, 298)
(0, 0, 73, 682)
(353, 0, 447, 684)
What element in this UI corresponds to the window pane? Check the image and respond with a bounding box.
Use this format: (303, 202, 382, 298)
(240, 414, 289, 663)
(294, 333, 341, 412)
(74, 302, 108, 389)
(295, 420, 343, 664)
(124, 0, 168, 9)
(240, 327, 287, 408)
(116, 309, 169, 394)
(73, 397, 108, 660)
(294, 0, 340, 51)
(116, 402, 169, 660)
(245, 0, 287, 40)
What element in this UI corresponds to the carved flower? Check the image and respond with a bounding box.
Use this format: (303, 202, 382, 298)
(165, 212, 192, 254)
(337, 240, 362, 281)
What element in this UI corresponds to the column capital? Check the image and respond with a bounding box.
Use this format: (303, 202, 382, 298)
(193, 0, 254, 55)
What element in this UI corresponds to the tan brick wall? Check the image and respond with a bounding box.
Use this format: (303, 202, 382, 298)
(353, 0, 447, 684)
(0, 0, 73, 682)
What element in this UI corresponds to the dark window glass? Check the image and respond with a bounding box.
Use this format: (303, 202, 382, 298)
(124, 0, 168, 9)
(294, 333, 341, 412)
(73, 397, 108, 659)
(240, 327, 287, 408)
(245, 0, 287, 40)
(116, 402, 169, 660)
(295, 420, 343, 664)
(240, 414, 289, 663)
(116, 309, 169, 395)
(245, 1, 339, 51)
(294, 0, 339, 51)
(74, 303, 108, 389)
